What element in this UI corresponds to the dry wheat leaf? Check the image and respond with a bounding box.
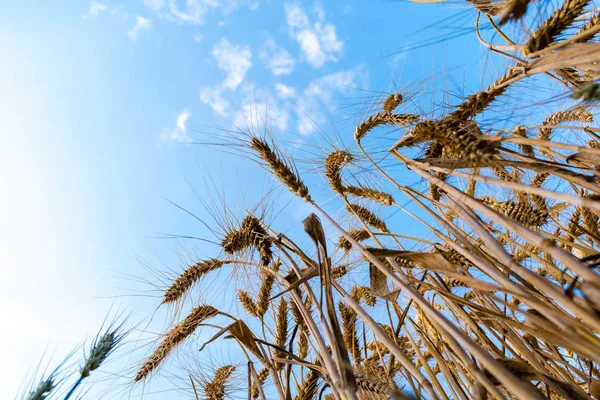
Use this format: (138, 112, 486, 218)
(566, 150, 600, 165)
(526, 43, 600, 75)
(396, 252, 457, 273)
(369, 263, 398, 300)
(226, 320, 263, 359)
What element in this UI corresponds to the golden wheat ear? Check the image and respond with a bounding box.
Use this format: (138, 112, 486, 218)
(203, 365, 235, 400)
(136, 305, 218, 382)
(273, 298, 289, 371)
(163, 259, 225, 304)
(250, 367, 269, 399)
(338, 229, 371, 251)
(250, 136, 311, 201)
(325, 150, 354, 194)
(525, 0, 591, 55)
(346, 203, 386, 231)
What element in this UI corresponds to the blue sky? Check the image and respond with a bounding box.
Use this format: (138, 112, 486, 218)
(0, 1, 497, 398)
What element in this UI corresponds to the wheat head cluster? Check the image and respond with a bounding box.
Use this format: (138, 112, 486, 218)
(23, 0, 600, 399)
(133, 1, 600, 399)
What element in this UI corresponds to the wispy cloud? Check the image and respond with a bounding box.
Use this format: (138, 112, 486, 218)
(260, 38, 294, 76)
(285, 3, 343, 69)
(199, 87, 230, 115)
(199, 38, 252, 115)
(275, 83, 296, 99)
(160, 110, 192, 142)
(82, 1, 125, 20)
(232, 86, 289, 131)
(143, 0, 165, 11)
(296, 66, 365, 135)
(81, 1, 120, 19)
(143, 0, 260, 25)
(128, 16, 152, 39)
(81, 1, 107, 19)
(213, 38, 252, 89)
(167, 0, 217, 24)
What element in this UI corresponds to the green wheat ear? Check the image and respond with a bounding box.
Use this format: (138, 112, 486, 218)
(64, 317, 128, 400)
(25, 377, 55, 400)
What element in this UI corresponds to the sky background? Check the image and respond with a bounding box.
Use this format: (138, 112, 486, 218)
(0, 1, 499, 398)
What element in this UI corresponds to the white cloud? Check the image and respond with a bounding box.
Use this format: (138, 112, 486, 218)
(199, 86, 230, 115)
(82, 1, 106, 18)
(260, 38, 294, 76)
(232, 88, 289, 131)
(286, 3, 309, 28)
(296, 67, 364, 135)
(144, 0, 258, 24)
(167, 0, 219, 24)
(275, 83, 296, 99)
(81, 1, 120, 19)
(177, 110, 189, 132)
(128, 16, 152, 39)
(212, 38, 252, 90)
(161, 110, 192, 143)
(193, 32, 204, 42)
(144, 0, 165, 10)
(81, 1, 123, 19)
(222, 0, 260, 14)
(198, 38, 252, 117)
(285, 3, 343, 68)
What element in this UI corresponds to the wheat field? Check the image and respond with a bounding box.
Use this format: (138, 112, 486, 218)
(24, 1, 600, 399)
